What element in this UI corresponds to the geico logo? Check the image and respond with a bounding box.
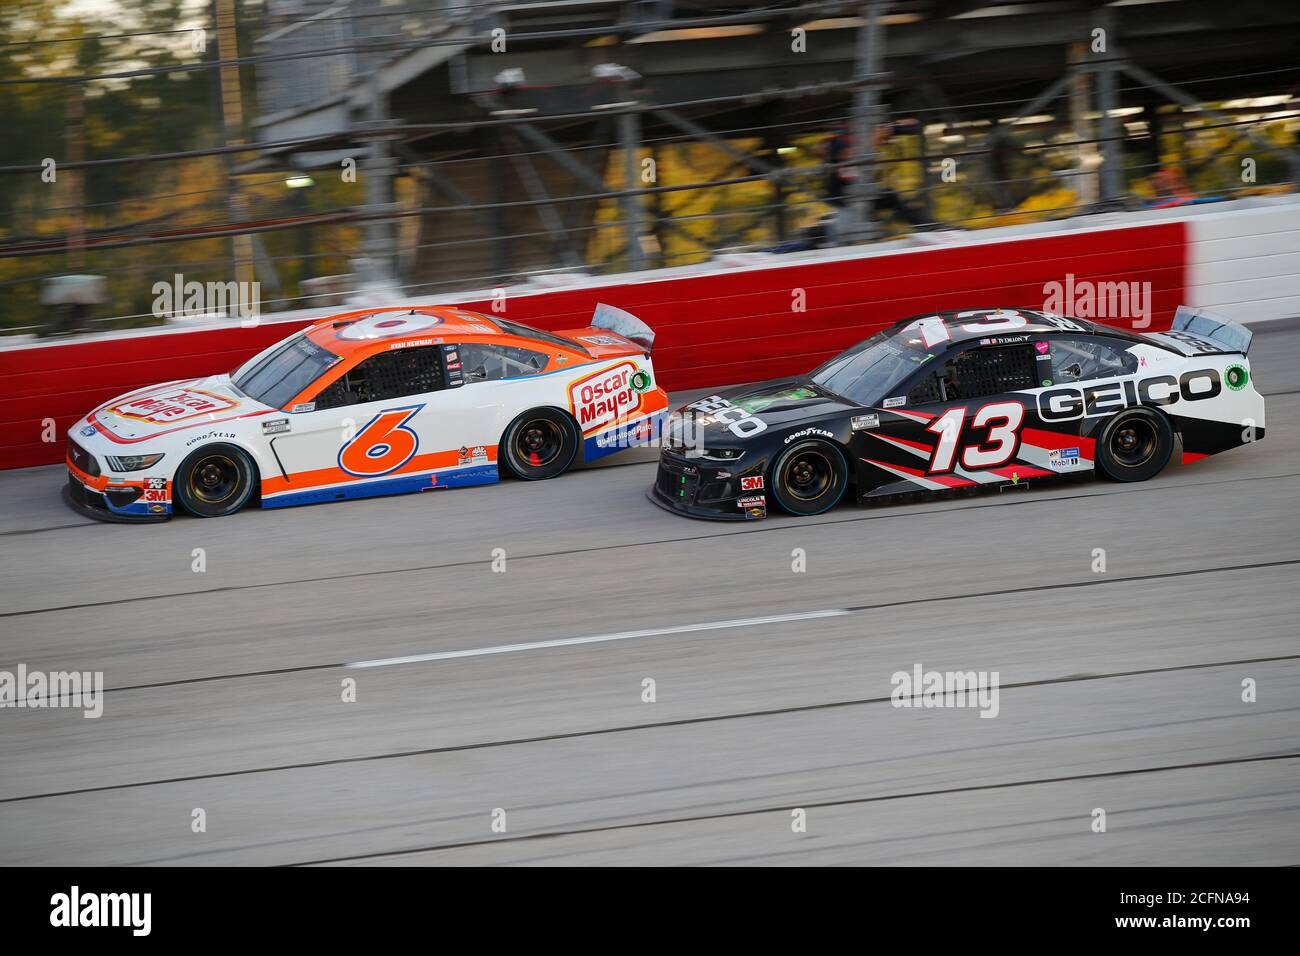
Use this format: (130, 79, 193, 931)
(1038, 369, 1221, 422)
(687, 395, 767, 437)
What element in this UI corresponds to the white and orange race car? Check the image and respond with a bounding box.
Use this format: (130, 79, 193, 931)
(64, 303, 668, 521)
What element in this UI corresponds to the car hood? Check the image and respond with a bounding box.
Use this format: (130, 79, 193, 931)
(672, 379, 857, 443)
(90, 375, 268, 441)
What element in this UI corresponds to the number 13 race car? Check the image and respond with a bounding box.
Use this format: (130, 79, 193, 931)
(651, 306, 1264, 520)
(65, 304, 667, 521)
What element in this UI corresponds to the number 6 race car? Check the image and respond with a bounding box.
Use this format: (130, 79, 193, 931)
(651, 306, 1264, 520)
(65, 303, 668, 521)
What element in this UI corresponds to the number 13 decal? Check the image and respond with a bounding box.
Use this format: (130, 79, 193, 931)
(925, 401, 1024, 473)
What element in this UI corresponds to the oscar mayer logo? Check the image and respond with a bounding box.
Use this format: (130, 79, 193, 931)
(569, 361, 643, 435)
(108, 387, 240, 425)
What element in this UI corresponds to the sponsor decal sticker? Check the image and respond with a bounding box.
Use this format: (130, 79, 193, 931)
(739, 475, 764, 491)
(1034, 341, 1049, 354)
(631, 370, 652, 393)
(79, 424, 97, 437)
(882, 396, 906, 408)
(784, 427, 834, 444)
(1041, 378, 1052, 387)
(291, 402, 315, 413)
(1048, 447, 1081, 468)
(1225, 364, 1249, 391)
(686, 395, 767, 438)
(109, 388, 239, 425)
(852, 414, 880, 430)
(569, 361, 644, 435)
(262, 418, 290, 435)
(579, 334, 626, 346)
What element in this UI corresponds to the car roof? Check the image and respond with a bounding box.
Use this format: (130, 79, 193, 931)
(888, 308, 1144, 352)
(301, 305, 571, 357)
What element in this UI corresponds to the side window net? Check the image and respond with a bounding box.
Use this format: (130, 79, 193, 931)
(315, 347, 445, 409)
(951, 345, 1037, 399)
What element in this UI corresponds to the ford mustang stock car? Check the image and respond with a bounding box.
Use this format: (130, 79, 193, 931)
(650, 306, 1264, 520)
(65, 304, 668, 521)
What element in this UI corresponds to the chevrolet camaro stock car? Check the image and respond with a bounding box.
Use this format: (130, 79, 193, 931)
(65, 303, 1263, 524)
(650, 306, 1264, 520)
(65, 303, 668, 521)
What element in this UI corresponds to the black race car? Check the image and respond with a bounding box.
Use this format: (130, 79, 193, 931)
(649, 307, 1264, 520)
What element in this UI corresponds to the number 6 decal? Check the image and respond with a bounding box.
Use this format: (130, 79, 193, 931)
(339, 405, 423, 477)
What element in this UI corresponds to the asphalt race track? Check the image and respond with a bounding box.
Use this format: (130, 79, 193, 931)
(2, 323, 1299, 866)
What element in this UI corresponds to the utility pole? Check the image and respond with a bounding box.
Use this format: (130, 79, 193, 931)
(846, 0, 889, 244)
(214, 0, 256, 302)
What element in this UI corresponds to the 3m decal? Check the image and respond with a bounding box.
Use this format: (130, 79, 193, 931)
(740, 475, 764, 491)
(339, 405, 423, 477)
(569, 361, 644, 435)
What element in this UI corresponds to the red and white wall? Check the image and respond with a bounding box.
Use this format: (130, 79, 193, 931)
(1, 195, 1295, 470)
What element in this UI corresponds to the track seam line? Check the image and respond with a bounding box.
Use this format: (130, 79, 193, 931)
(60, 557, 1300, 694)
(281, 751, 1300, 866)
(4, 470, 1299, 616)
(4, 652, 1295, 806)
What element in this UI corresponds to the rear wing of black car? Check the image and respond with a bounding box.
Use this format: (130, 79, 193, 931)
(1147, 305, 1254, 357)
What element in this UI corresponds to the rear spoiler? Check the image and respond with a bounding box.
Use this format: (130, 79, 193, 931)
(1156, 305, 1254, 356)
(592, 302, 655, 353)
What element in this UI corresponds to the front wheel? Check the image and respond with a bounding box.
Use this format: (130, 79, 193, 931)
(770, 439, 849, 516)
(174, 443, 257, 517)
(1095, 407, 1174, 482)
(500, 408, 580, 480)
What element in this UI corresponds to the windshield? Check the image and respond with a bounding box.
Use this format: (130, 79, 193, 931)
(810, 331, 935, 405)
(232, 332, 340, 408)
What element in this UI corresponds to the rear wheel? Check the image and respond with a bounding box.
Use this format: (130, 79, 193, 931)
(501, 408, 579, 480)
(770, 439, 849, 516)
(1095, 407, 1173, 482)
(174, 443, 257, 517)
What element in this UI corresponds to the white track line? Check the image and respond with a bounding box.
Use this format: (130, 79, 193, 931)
(345, 609, 850, 669)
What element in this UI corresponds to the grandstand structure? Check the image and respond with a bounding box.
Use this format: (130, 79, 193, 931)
(244, 0, 1300, 294)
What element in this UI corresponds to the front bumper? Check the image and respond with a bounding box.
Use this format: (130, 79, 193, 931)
(64, 452, 172, 523)
(648, 451, 767, 520)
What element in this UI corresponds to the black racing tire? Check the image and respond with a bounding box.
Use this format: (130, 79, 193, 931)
(500, 407, 580, 480)
(174, 443, 257, 518)
(769, 439, 850, 516)
(1095, 407, 1174, 482)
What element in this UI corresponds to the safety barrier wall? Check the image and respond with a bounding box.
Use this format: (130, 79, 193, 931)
(2, 195, 1293, 471)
